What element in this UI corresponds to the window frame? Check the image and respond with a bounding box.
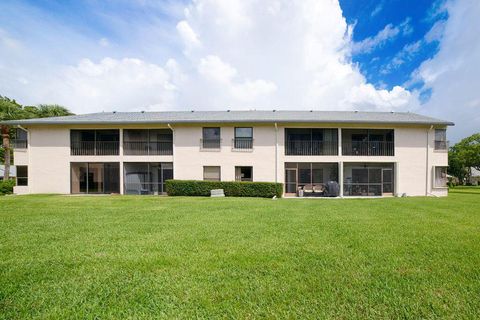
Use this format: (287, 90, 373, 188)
(234, 127, 253, 139)
(235, 166, 253, 182)
(434, 129, 448, 151)
(16, 165, 28, 186)
(201, 127, 221, 150)
(433, 166, 448, 188)
(203, 166, 221, 181)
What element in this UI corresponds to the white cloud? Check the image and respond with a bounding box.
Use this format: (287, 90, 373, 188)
(197, 55, 276, 103)
(414, 0, 480, 141)
(176, 20, 201, 49)
(425, 20, 446, 43)
(352, 18, 412, 54)
(197, 55, 237, 83)
(381, 40, 422, 74)
(371, 3, 383, 17)
(11, 58, 176, 113)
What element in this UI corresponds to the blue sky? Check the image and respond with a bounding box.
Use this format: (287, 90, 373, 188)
(0, 0, 478, 141)
(340, 0, 446, 91)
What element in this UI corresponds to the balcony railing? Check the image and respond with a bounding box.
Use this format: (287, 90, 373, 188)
(285, 140, 338, 156)
(11, 139, 28, 149)
(434, 140, 449, 150)
(71, 141, 119, 156)
(233, 137, 253, 150)
(123, 141, 173, 155)
(201, 138, 221, 149)
(342, 141, 394, 156)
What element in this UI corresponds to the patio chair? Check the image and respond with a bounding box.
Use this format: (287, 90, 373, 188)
(313, 184, 325, 196)
(303, 184, 314, 196)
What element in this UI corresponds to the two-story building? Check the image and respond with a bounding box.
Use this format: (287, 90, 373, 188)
(4, 110, 453, 197)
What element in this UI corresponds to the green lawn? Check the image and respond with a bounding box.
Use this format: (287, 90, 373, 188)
(1, 189, 479, 319)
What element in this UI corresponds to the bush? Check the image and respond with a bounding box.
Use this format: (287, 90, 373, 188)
(0, 179, 15, 195)
(166, 180, 283, 198)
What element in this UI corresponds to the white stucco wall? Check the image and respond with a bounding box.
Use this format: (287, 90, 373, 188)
(173, 124, 277, 182)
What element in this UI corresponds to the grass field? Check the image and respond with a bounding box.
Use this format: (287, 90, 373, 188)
(1, 188, 479, 319)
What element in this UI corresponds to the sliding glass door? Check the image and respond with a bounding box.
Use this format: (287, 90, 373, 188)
(71, 162, 120, 194)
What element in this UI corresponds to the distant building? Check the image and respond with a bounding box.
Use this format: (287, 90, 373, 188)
(0, 165, 16, 181)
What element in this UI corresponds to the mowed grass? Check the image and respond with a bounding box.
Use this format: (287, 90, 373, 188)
(1, 189, 479, 319)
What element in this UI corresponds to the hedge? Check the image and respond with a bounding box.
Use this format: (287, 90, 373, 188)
(0, 179, 15, 195)
(166, 180, 283, 198)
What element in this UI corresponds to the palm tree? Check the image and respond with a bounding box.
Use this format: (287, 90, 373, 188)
(1, 98, 73, 180)
(36, 104, 74, 117)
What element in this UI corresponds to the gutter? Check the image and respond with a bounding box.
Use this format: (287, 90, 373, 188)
(167, 124, 175, 176)
(274, 122, 278, 184)
(0, 119, 456, 126)
(425, 125, 433, 196)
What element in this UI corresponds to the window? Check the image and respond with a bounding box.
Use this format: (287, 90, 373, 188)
(202, 127, 221, 149)
(70, 130, 119, 155)
(235, 166, 253, 181)
(203, 166, 221, 181)
(434, 166, 448, 188)
(13, 128, 28, 149)
(16, 166, 28, 186)
(434, 129, 447, 150)
(234, 128, 253, 149)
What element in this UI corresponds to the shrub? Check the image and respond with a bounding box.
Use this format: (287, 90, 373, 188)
(166, 180, 283, 198)
(0, 179, 15, 195)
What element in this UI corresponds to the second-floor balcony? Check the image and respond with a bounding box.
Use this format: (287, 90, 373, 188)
(285, 128, 339, 156)
(123, 141, 173, 155)
(341, 129, 394, 156)
(342, 141, 394, 156)
(71, 141, 119, 156)
(286, 140, 338, 156)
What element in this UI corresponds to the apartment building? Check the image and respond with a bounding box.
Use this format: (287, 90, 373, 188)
(4, 110, 453, 197)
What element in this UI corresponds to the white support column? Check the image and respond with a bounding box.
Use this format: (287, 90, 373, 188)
(119, 128, 124, 156)
(395, 162, 399, 196)
(339, 161, 344, 197)
(338, 128, 342, 156)
(119, 161, 124, 195)
(119, 128, 124, 195)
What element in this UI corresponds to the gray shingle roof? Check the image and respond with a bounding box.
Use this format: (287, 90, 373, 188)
(1, 110, 454, 126)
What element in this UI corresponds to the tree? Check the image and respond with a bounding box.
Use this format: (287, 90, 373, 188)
(448, 133, 480, 184)
(36, 104, 74, 118)
(0, 97, 73, 180)
(0, 97, 24, 180)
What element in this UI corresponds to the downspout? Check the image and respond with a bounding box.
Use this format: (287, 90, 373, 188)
(425, 125, 433, 196)
(274, 122, 278, 184)
(167, 124, 175, 177)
